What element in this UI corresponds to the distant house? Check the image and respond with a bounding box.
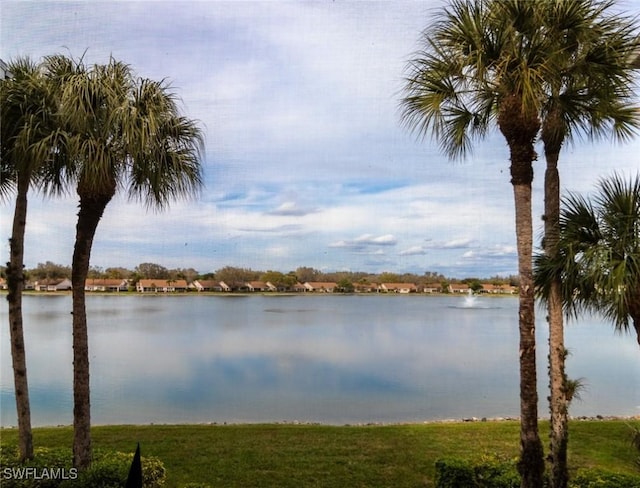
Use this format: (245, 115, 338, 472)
(423, 283, 442, 293)
(265, 281, 290, 292)
(502, 285, 518, 295)
(85, 278, 128, 292)
(481, 283, 500, 294)
(481, 283, 517, 294)
(0, 278, 7, 290)
(245, 280, 277, 292)
(35, 278, 72, 292)
(246, 281, 263, 292)
(192, 280, 225, 292)
(292, 282, 307, 293)
(303, 281, 338, 293)
(449, 283, 470, 294)
(379, 283, 417, 294)
(136, 279, 188, 293)
(498, 284, 517, 294)
(354, 282, 378, 293)
(218, 281, 233, 292)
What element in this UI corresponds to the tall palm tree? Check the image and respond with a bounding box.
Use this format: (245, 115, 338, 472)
(1, 57, 67, 461)
(534, 3, 639, 487)
(536, 173, 640, 345)
(400, 1, 548, 485)
(45, 55, 204, 469)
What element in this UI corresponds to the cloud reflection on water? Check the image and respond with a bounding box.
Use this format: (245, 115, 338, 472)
(1, 294, 638, 426)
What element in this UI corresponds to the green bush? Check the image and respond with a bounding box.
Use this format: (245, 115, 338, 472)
(0, 446, 73, 488)
(569, 469, 640, 488)
(181, 484, 213, 488)
(435, 456, 521, 488)
(60, 454, 124, 488)
(1, 446, 165, 488)
(435, 458, 476, 487)
(435, 458, 640, 488)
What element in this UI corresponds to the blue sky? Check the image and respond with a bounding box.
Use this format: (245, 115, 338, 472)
(2, 0, 640, 278)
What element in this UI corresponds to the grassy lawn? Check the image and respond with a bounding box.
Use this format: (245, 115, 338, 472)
(1, 420, 639, 487)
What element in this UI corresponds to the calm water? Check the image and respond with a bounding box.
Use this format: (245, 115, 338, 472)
(1, 294, 638, 426)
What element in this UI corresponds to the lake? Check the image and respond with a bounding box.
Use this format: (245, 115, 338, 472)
(1, 293, 638, 426)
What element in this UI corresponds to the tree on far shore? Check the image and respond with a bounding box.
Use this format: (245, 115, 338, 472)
(134, 262, 170, 279)
(214, 266, 260, 289)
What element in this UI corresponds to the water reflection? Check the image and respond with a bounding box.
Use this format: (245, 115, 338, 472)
(1, 294, 638, 426)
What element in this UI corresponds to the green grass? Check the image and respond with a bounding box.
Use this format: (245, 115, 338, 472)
(1, 420, 639, 487)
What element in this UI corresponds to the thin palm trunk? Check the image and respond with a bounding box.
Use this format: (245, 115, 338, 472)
(512, 180, 545, 488)
(71, 186, 114, 470)
(6, 173, 34, 461)
(548, 277, 568, 486)
(544, 138, 569, 488)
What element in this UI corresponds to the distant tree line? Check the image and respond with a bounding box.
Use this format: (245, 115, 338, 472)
(0, 261, 520, 289)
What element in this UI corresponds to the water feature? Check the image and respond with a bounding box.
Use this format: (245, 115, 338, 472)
(1, 294, 638, 426)
(462, 289, 478, 308)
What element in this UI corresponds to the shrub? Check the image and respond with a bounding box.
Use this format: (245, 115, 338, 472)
(1, 445, 165, 488)
(629, 423, 640, 470)
(435, 456, 521, 488)
(60, 454, 124, 488)
(569, 469, 640, 488)
(59, 450, 166, 488)
(0, 446, 73, 488)
(435, 458, 475, 487)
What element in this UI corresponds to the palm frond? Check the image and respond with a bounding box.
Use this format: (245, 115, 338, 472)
(538, 0, 640, 149)
(1, 56, 70, 197)
(400, 0, 500, 160)
(123, 78, 204, 210)
(536, 173, 640, 334)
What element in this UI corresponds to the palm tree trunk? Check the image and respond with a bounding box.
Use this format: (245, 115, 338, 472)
(512, 176, 545, 488)
(71, 189, 113, 470)
(544, 148, 569, 488)
(500, 95, 545, 488)
(6, 174, 34, 462)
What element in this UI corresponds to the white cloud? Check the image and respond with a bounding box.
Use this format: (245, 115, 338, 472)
(3, 1, 637, 277)
(267, 202, 319, 217)
(329, 234, 397, 250)
(357, 234, 397, 245)
(460, 245, 518, 265)
(399, 246, 427, 256)
(424, 238, 475, 250)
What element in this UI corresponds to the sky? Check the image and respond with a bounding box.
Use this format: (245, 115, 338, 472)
(2, 0, 640, 279)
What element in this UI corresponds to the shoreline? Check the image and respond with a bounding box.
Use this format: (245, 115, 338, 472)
(4, 290, 518, 298)
(3, 414, 638, 430)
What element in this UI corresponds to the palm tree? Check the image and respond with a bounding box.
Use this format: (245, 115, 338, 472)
(400, 1, 551, 485)
(45, 55, 204, 469)
(535, 3, 639, 487)
(1, 57, 67, 461)
(536, 173, 640, 345)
